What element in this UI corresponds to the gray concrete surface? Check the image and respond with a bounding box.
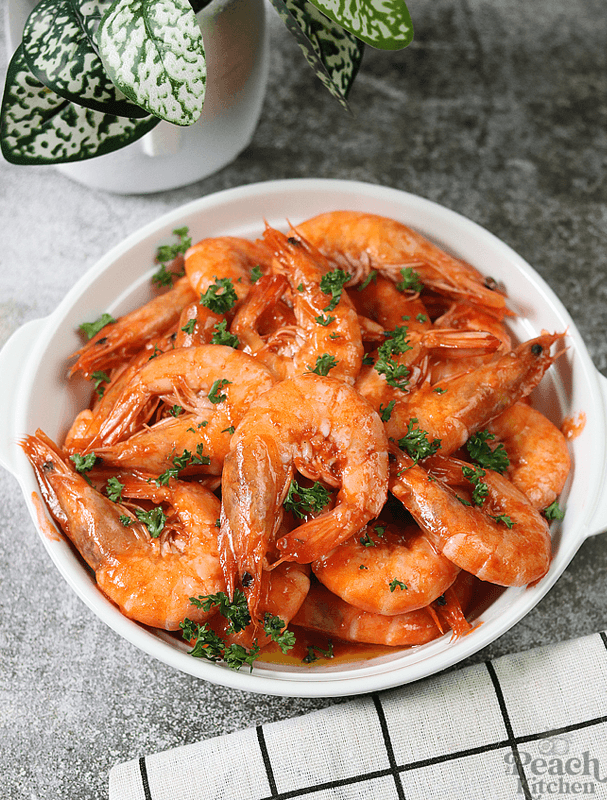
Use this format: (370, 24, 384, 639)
(1, 0, 606, 797)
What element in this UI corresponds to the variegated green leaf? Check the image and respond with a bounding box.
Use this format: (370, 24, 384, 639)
(22, 0, 148, 117)
(308, 0, 413, 50)
(97, 0, 206, 125)
(269, 0, 364, 109)
(0, 45, 159, 165)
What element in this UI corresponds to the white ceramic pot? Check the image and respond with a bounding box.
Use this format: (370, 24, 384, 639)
(5, 0, 269, 193)
(1, 179, 606, 697)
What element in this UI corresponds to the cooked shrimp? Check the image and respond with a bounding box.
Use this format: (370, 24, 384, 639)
(389, 449, 551, 586)
(348, 274, 432, 333)
(184, 236, 272, 300)
(261, 226, 364, 384)
(88, 345, 275, 447)
(312, 522, 460, 614)
(174, 301, 224, 348)
(295, 211, 509, 316)
(65, 335, 175, 453)
(487, 401, 571, 509)
(219, 374, 389, 618)
(92, 412, 226, 475)
(21, 431, 225, 630)
(69, 277, 196, 378)
(292, 573, 473, 647)
(354, 327, 502, 418)
(382, 332, 566, 454)
(212, 562, 311, 647)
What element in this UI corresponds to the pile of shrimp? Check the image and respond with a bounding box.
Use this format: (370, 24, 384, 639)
(22, 210, 571, 667)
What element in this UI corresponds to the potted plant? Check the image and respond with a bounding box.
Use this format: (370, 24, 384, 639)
(1, 0, 413, 188)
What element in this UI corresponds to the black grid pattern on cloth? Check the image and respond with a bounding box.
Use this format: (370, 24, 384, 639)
(128, 632, 607, 800)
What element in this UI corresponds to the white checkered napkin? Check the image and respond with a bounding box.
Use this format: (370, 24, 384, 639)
(109, 632, 607, 800)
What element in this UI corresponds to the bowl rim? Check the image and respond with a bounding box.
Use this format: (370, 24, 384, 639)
(7, 177, 606, 697)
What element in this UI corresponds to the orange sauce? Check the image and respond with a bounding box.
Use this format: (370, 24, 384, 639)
(256, 626, 398, 667)
(561, 411, 586, 440)
(31, 491, 62, 542)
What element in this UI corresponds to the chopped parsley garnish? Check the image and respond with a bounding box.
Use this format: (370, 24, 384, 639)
(433, 387, 447, 394)
(379, 400, 396, 422)
(208, 378, 232, 404)
(70, 453, 97, 473)
(135, 506, 167, 538)
(461, 464, 489, 505)
(395, 267, 423, 293)
(181, 318, 196, 335)
(297, 283, 304, 292)
(319, 269, 350, 312)
(79, 313, 115, 340)
(416, 313, 428, 323)
(310, 354, 338, 376)
(263, 614, 296, 654)
(283, 479, 330, 519)
(152, 227, 190, 286)
(190, 589, 251, 633)
(148, 345, 162, 360)
(250, 265, 263, 283)
(315, 313, 336, 327)
(106, 476, 124, 503)
(466, 430, 510, 474)
(359, 531, 376, 547)
(303, 641, 334, 663)
(490, 514, 514, 528)
(359, 564, 369, 570)
(389, 578, 408, 592)
(544, 500, 565, 521)
(362, 353, 375, 366)
(374, 325, 412, 389)
(456, 494, 472, 506)
(155, 445, 210, 485)
(200, 277, 238, 314)
(398, 418, 441, 463)
(90, 370, 110, 397)
(373, 525, 386, 537)
(119, 515, 132, 526)
(180, 619, 261, 671)
(169, 405, 183, 417)
(357, 270, 377, 291)
(210, 319, 239, 348)
(221, 426, 235, 435)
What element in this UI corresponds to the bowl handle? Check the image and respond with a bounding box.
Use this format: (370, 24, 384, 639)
(0, 318, 47, 474)
(586, 370, 607, 537)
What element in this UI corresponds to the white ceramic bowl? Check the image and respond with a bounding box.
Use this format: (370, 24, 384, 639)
(1, 179, 606, 697)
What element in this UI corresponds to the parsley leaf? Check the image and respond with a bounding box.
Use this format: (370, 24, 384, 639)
(283, 479, 330, 519)
(315, 313, 336, 326)
(319, 269, 350, 312)
(379, 400, 396, 422)
(250, 265, 263, 283)
(389, 578, 408, 592)
(70, 453, 97, 472)
(106, 476, 124, 503)
(191, 589, 251, 633)
(544, 500, 565, 521)
(181, 318, 196, 335)
(119, 515, 132, 526)
(263, 614, 296, 654)
(152, 227, 191, 286)
(461, 464, 489, 505)
(79, 313, 115, 340)
(490, 513, 514, 528)
(466, 430, 510, 474)
(374, 325, 412, 389)
(398, 419, 441, 463)
(303, 641, 334, 663)
(135, 506, 167, 538)
(208, 378, 232, 404)
(210, 320, 239, 348)
(310, 354, 338, 376)
(169, 405, 183, 417)
(90, 370, 111, 397)
(200, 277, 238, 314)
(357, 270, 377, 291)
(395, 267, 423, 293)
(223, 643, 261, 671)
(359, 531, 376, 547)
